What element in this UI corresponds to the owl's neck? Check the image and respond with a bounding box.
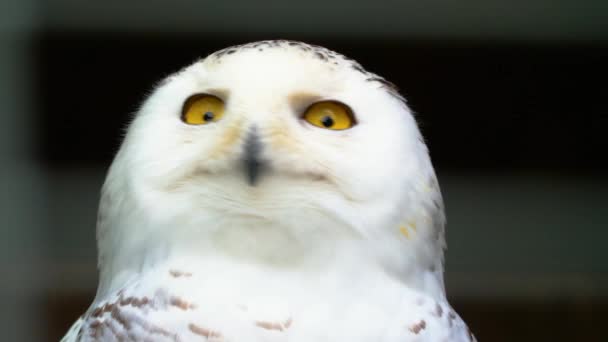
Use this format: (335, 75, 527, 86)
(97, 203, 446, 303)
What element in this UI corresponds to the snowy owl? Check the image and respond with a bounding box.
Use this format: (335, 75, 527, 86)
(62, 40, 475, 341)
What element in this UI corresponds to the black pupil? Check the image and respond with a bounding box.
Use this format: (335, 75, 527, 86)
(321, 116, 334, 127)
(203, 111, 214, 121)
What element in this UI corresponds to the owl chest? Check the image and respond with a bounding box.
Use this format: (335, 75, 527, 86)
(78, 263, 472, 342)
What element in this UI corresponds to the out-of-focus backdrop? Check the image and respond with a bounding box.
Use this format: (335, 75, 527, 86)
(1, 0, 607, 340)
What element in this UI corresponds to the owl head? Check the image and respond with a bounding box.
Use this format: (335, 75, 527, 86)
(97, 41, 445, 297)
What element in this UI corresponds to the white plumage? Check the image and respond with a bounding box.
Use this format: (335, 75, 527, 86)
(62, 40, 475, 341)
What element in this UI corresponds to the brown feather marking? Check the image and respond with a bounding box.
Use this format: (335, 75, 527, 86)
(86, 292, 180, 341)
(169, 269, 193, 278)
(432, 302, 443, 317)
(88, 320, 102, 338)
(91, 306, 104, 318)
(132, 296, 151, 308)
(103, 318, 126, 340)
(448, 311, 457, 327)
(170, 296, 197, 310)
(119, 296, 134, 306)
(189, 323, 223, 338)
(110, 305, 131, 330)
(255, 318, 293, 331)
(409, 320, 427, 334)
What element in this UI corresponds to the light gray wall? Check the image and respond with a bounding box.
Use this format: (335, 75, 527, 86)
(0, 0, 42, 340)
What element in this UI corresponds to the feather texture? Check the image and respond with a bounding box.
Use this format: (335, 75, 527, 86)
(63, 40, 475, 341)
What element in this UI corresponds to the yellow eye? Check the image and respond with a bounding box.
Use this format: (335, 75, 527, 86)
(302, 101, 355, 130)
(181, 94, 225, 125)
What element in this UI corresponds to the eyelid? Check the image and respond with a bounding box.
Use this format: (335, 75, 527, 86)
(200, 88, 229, 102)
(302, 99, 355, 117)
(181, 93, 224, 115)
(288, 93, 325, 113)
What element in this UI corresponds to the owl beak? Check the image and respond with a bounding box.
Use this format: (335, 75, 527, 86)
(243, 127, 264, 186)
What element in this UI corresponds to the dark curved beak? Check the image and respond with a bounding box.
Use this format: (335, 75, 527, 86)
(243, 127, 264, 186)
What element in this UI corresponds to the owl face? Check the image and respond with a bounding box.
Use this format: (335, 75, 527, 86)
(100, 41, 438, 278)
(108, 42, 431, 238)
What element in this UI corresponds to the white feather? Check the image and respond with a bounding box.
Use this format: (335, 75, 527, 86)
(64, 41, 474, 341)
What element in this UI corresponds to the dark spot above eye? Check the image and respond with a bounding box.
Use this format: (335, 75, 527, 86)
(321, 116, 334, 127)
(352, 64, 365, 73)
(203, 112, 214, 121)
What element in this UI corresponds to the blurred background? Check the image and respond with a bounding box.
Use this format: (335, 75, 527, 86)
(1, 0, 607, 340)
